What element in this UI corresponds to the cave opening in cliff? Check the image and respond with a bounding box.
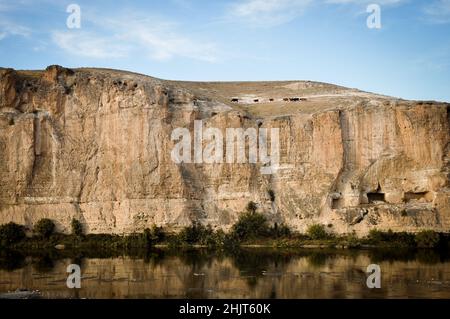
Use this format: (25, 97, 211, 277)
(332, 198, 343, 209)
(367, 193, 385, 204)
(367, 192, 385, 203)
(367, 184, 386, 204)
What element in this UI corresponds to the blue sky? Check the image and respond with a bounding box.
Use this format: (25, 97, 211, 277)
(0, 0, 449, 101)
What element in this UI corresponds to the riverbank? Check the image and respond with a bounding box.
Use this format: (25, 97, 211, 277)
(1, 210, 450, 252)
(2, 229, 450, 252)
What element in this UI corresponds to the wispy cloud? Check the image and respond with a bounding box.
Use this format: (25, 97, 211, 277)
(0, 20, 31, 40)
(424, 0, 450, 24)
(117, 17, 218, 62)
(228, 0, 312, 27)
(325, 0, 405, 4)
(52, 12, 219, 62)
(1, 0, 219, 61)
(228, 0, 407, 27)
(52, 31, 128, 59)
(0, 0, 33, 41)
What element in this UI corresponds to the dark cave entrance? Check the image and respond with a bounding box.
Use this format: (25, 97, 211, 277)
(367, 185, 385, 203)
(367, 192, 385, 203)
(332, 198, 343, 209)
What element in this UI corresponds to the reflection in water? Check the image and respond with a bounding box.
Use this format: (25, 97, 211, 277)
(0, 248, 450, 299)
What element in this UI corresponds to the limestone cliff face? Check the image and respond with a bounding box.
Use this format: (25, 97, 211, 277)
(0, 66, 448, 234)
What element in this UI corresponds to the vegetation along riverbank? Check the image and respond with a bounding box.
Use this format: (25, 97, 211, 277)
(1, 202, 449, 252)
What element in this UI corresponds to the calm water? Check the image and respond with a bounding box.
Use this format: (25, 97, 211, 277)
(1, 248, 450, 299)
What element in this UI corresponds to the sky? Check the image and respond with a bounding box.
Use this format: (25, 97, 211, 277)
(0, 0, 449, 101)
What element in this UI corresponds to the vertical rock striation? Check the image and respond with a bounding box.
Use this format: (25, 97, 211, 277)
(0, 66, 448, 234)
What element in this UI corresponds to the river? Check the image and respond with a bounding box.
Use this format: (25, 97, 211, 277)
(1, 248, 449, 298)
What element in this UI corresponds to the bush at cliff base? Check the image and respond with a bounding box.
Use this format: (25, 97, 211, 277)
(0, 222, 26, 246)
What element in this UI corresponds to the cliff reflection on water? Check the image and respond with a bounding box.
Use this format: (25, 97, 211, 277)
(1, 248, 450, 299)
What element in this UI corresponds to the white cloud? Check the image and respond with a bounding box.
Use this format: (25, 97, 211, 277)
(2, 1, 217, 61)
(52, 14, 219, 62)
(424, 0, 450, 23)
(0, 1, 32, 40)
(229, 0, 313, 27)
(325, 0, 405, 4)
(52, 31, 128, 59)
(228, 0, 406, 27)
(0, 20, 31, 40)
(116, 18, 218, 62)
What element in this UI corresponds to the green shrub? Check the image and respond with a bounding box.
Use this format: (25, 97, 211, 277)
(0, 223, 26, 245)
(246, 201, 258, 214)
(143, 228, 153, 247)
(71, 218, 83, 237)
(168, 235, 184, 249)
(33, 219, 55, 239)
(77, 234, 122, 249)
(150, 224, 165, 242)
(169, 224, 237, 248)
(176, 222, 213, 245)
(367, 229, 416, 246)
(231, 212, 269, 240)
(201, 228, 226, 248)
(143, 225, 165, 246)
(346, 232, 361, 248)
(306, 224, 329, 240)
(270, 223, 291, 238)
(393, 232, 416, 246)
(222, 233, 240, 249)
(123, 233, 147, 248)
(415, 230, 440, 248)
(367, 229, 386, 243)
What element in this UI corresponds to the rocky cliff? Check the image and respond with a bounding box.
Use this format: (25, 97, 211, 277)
(0, 65, 448, 235)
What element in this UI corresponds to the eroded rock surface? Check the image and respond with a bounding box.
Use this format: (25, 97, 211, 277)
(0, 66, 448, 234)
